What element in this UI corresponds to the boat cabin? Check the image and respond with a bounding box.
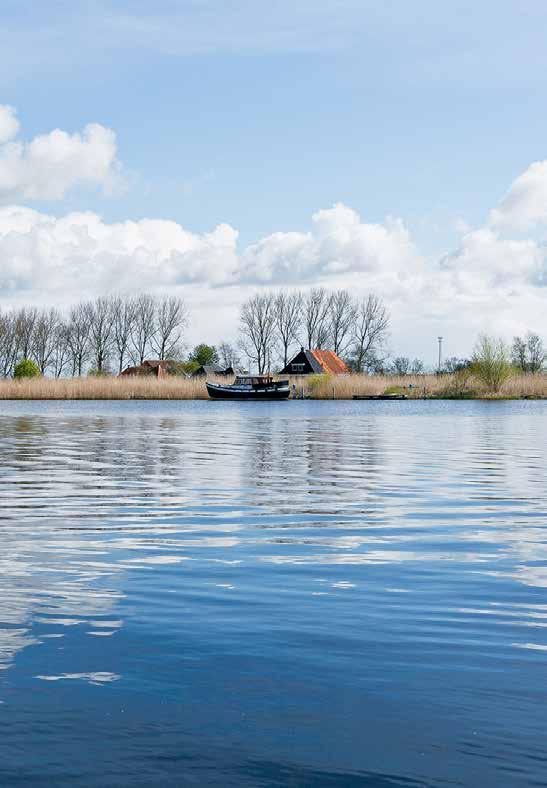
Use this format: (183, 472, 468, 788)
(235, 374, 274, 387)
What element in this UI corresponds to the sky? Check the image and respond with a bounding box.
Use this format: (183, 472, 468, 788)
(1, 0, 547, 364)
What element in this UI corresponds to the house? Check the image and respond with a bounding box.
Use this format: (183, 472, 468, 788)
(120, 360, 172, 378)
(280, 348, 349, 376)
(191, 364, 236, 378)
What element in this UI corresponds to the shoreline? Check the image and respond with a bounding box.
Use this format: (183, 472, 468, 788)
(0, 397, 545, 401)
(1, 373, 546, 401)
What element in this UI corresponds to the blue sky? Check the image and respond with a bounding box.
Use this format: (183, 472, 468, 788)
(1, 1, 547, 360)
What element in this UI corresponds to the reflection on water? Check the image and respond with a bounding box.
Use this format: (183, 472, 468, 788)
(1, 400, 547, 786)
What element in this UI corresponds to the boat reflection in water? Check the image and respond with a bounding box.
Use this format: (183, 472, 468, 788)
(206, 374, 290, 400)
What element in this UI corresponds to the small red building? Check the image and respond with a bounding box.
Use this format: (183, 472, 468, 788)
(280, 348, 349, 376)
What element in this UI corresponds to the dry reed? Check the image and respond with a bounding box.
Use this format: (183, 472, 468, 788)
(0, 372, 545, 400)
(294, 372, 547, 399)
(0, 375, 210, 400)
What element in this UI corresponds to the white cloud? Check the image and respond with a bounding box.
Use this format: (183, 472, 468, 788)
(441, 228, 546, 288)
(489, 160, 547, 232)
(0, 206, 239, 295)
(0, 105, 19, 144)
(0, 106, 122, 202)
(240, 203, 420, 283)
(0, 202, 422, 296)
(0, 158, 547, 357)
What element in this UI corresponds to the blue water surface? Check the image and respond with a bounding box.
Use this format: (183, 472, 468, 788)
(1, 399, 547, 786)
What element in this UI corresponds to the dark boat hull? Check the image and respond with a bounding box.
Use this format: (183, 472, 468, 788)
(206, 382, 290, 400)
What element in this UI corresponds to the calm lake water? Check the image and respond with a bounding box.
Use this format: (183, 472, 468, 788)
(1, 400, 547, 787)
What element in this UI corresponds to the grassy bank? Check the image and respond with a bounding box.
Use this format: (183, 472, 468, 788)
(0, 373, 546, 400)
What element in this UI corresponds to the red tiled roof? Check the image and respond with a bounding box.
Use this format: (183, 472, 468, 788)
(310, 350, 349, 375)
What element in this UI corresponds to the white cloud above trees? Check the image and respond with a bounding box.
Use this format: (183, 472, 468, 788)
(0, 108, 545, 356)
(0, 106, 122, 202)
(0, 206, 239, 294)
(239, 205, 419, 284)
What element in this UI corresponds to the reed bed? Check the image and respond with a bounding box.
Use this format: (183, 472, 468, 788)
(0, 372, 546, 400)
(0, 375, 210, 400)
(297, 372, 547, 399)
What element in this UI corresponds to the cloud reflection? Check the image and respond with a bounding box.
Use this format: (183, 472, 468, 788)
(0, 402, 547, 681)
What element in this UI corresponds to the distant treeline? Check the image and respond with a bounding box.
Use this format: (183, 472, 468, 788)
(0, 295, 188, 378)
(0, 287, 545, 378)
(234, 288, 545, 376)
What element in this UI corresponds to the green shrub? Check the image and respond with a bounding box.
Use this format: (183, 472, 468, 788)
(470, 334, 512, 393)
(189, 344, 218, 367)
(441, 367, 476, 398)
(383, 385, 405, 395)
(14, 358, 41, 379)
(177, 360, 200, 375)
(166, 360, 193, 376)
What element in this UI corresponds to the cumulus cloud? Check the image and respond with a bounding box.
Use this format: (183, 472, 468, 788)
(0, 206, 239, 294)
(0, 106, 122, 202)
(0, 157, 547, 356)
(240, 203, 420, 283)
(489, 160, 547, 232)
(0, 202, 424, 296)
(441, 228, 546, 289)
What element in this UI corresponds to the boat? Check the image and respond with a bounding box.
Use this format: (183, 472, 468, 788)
(206, 374, 290, 400)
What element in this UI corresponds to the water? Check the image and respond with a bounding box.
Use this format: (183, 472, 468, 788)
(1, 399, 547, 787)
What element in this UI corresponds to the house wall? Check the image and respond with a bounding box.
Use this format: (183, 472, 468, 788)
(280, 350, 315, 376)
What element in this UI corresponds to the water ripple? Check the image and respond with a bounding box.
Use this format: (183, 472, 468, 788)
(0, 400, 546, 786)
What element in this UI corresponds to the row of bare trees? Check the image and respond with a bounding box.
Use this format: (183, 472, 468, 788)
(239, 288, 390, 373)
(0, 295, 188, 378)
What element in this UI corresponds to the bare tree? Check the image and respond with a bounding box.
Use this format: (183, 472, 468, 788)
(67, 302, 93, 376)
(274, 290, 302, 367)
(350, 294, 390, 373)
(32, 308, 62, 374)
(152, 295, 188, 360)
(52, 322, 71, 378)
(218, 341, 240, 369)
(239, 293, 277, 373)
(329, 290, 356, 357)
(112, 295, 136, 374)
(511, 336, 527, 372)
(0, 311, 19, 377)
(411, 358, 424, 374)
(303, 287, 332, 349)
(443, 356, 470, 373)
(15, 306, 38, 360)
(130, 294, 156, 365)
(390, 356, 410, 375)
(527, 334, 546, 373)
(89, 297, 115, 373)
(512, 333, 545, 373)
